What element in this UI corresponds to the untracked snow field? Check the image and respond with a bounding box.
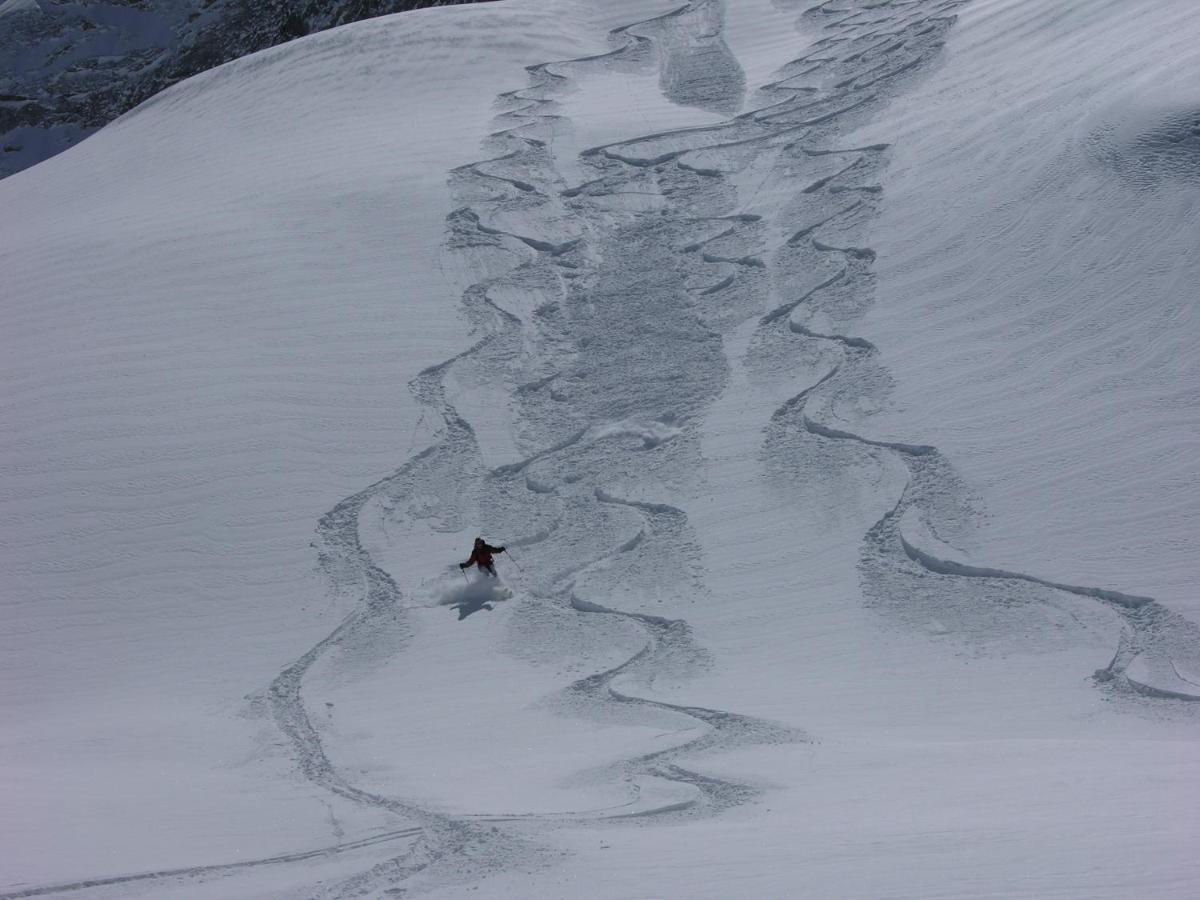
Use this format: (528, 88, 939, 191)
(2, 0, 1199, 897)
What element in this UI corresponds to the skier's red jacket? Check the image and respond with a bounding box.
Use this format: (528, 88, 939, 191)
(462, 541, 504, 570)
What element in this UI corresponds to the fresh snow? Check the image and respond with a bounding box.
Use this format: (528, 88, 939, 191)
(2, 0, 1199, 897)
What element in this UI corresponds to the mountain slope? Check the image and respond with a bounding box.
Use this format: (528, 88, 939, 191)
(2, 0, 1199, 897)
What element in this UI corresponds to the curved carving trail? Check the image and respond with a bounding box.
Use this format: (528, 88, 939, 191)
(260, 0, 992, 895)
(236, 2, 821, 895)
(0, 829, 424, 900)
(230, 0, 1188, 898)
(15, 2, 1132, 899)
(442, 0, 818, 834)
(750, 0, 1200, 703)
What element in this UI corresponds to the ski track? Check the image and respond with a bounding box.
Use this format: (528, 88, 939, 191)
(285, 0, 1197, 893)
(28, 0, 1196, 896)
(0, 829, 424, 900)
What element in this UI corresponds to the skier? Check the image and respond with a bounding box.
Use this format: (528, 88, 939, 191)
(459, 537, 506, 578)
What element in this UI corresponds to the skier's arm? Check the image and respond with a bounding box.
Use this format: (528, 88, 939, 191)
(460, 550, 478, 569)
(484, 543, 505, 554)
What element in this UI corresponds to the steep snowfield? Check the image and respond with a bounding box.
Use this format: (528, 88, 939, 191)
(2, 0, 1198, 897)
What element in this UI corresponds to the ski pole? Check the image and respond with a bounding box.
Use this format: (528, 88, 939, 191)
(460, 567, 469, 583)
(505, 548, 524, 573)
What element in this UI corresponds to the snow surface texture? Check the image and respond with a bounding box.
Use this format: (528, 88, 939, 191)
(2, 0, 1199, 897)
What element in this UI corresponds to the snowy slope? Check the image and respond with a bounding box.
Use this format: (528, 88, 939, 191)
(2, 0, 1199, 897)
(861, 0, 1200, 624)
(1, 3, 598, 891)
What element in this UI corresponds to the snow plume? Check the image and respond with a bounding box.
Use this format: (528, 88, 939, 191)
(438, 576, 511, 620)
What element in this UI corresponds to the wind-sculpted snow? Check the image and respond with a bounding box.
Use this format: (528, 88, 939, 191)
(1086, 102, 1200, 188)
